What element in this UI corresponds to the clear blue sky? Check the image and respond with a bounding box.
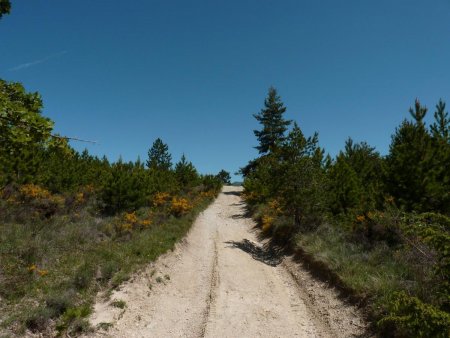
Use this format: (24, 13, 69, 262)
(1, 1, 449, 181)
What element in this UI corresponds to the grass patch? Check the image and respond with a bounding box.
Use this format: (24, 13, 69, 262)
(110, 300, 126, 309)
(294, 219, 449, 337)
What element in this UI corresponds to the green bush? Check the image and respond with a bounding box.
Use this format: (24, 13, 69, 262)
(379, 292, 450, 338)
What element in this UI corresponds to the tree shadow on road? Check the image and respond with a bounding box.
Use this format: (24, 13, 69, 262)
(222, 190, 242, 196)
(224, 239, 283, 267)
(230, 206, 252, 219)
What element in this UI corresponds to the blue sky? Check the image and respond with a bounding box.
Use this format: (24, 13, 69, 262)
(1, 1, 449, 181)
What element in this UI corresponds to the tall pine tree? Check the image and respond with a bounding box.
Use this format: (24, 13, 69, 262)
(146, 138, 172, 171)
(253, 87, 291, 154)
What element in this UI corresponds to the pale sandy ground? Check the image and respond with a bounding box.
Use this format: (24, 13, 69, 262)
(85, 186, 371, 338)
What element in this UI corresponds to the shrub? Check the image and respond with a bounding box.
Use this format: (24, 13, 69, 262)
(73, 263, 94, 290)
(379, 291, 450, 338)
(170, 197, 192, 217)
(25, 307, 53, 332)
(153, 192, 171, 207)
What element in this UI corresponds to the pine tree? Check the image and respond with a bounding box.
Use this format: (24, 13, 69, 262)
(146, 138, 172, 171)
(100, 159, 147, 214)
(253, 87, 291, 154)
(216, 170, 231, 184)
(327, 156, 362, 215)
(175, 154, 199, 188)
(409, 98, 428, 126)
(337, 138, 385, 212)
(429, 100, 450, 213)
(386, 100, 434, 211)
(431, 99, 450, 142)
(278, 123, 325, 229)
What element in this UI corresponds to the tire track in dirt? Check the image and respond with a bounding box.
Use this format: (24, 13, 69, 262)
(200, 240, 219, 338)
(85, 186, 371, 338)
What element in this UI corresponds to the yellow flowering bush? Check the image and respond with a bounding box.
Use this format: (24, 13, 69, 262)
(200, 191, 216, 199)
(19, 184, 51, 200)
(16, 184, 65, 217)
(268, 199, 283, 215)
(28, 264, 48, 277)
(356, 215, 366, 223)
(37, 269, 48, 277)
(170, 197, 192, 217)
(242, 191, 258, 205)
(116, 212, 138, 233)
(153, 192, 171, 207)
(141, 219, 152, 228)
(115, 211, 154, 235)
(75, 192, 85, 204)
(262, 214, 274, 232)
(123, 211, 138, 224)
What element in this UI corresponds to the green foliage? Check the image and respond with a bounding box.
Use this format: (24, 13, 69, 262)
(386, 119, 433, 211)
(431, 100, 450, 142)
(409, 98, 428, 125)
(243, 92, 450, 337)
(0, 187, 217, 334)
(327, 138, 385, 215)
(253, 86, 291, 154)
(402, 213, 450, 310)
(386, 100, 450, 214)
(200, 174, 223, 193)
(245, 91, 326, 236)
(276, 124, 325, 230)
(379, 292, 450, 338)
(0, 80, 54, 185)
(146, 138, 172, 171)
(100, 159, 148, 214)
(327, 156, 362, 215)
(216, 169, 231, 184)
(0, 0, 11, 19)
(175, 154, 199, 189)
(0, 79, 220, 335)
(110, 299, 126, 309)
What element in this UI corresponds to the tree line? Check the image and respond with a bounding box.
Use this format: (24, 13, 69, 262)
(243, 87, 449, 227)
(0, 79, 229, 214)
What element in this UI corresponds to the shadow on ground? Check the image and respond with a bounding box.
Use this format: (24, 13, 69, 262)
(224, 239, 283, 267)
(222, 190, 242, 196)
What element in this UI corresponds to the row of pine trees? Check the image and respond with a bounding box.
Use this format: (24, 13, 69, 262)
(243, 87, 450, 226)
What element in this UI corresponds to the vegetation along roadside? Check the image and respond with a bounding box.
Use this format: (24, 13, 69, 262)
(241, 87, 450, 338)
(0, 79, 228, 336)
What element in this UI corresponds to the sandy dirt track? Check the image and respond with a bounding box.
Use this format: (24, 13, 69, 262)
(86, 186, 370, 338)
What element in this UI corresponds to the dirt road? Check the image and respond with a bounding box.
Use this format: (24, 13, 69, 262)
(87, 186, 370, 337)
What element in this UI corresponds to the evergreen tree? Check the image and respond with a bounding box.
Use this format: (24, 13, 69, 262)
(429, 100, 450, 214)
(277, 123, 325, 229)
(386, 100, 434, 212)
(337, 138, 385, 212)
(175, 154, 199, 188)
(216, 170, 231, 184)
(100, 159, 147, 214)
(431, 99, 450, 142)
(146, 138, 172, 171)
(253, 87, 291, 154)
(327, 156, 362, 215)
(409, 98, 428, 126)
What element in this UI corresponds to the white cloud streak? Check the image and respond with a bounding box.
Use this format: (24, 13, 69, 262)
(8, 50, 67, 71)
